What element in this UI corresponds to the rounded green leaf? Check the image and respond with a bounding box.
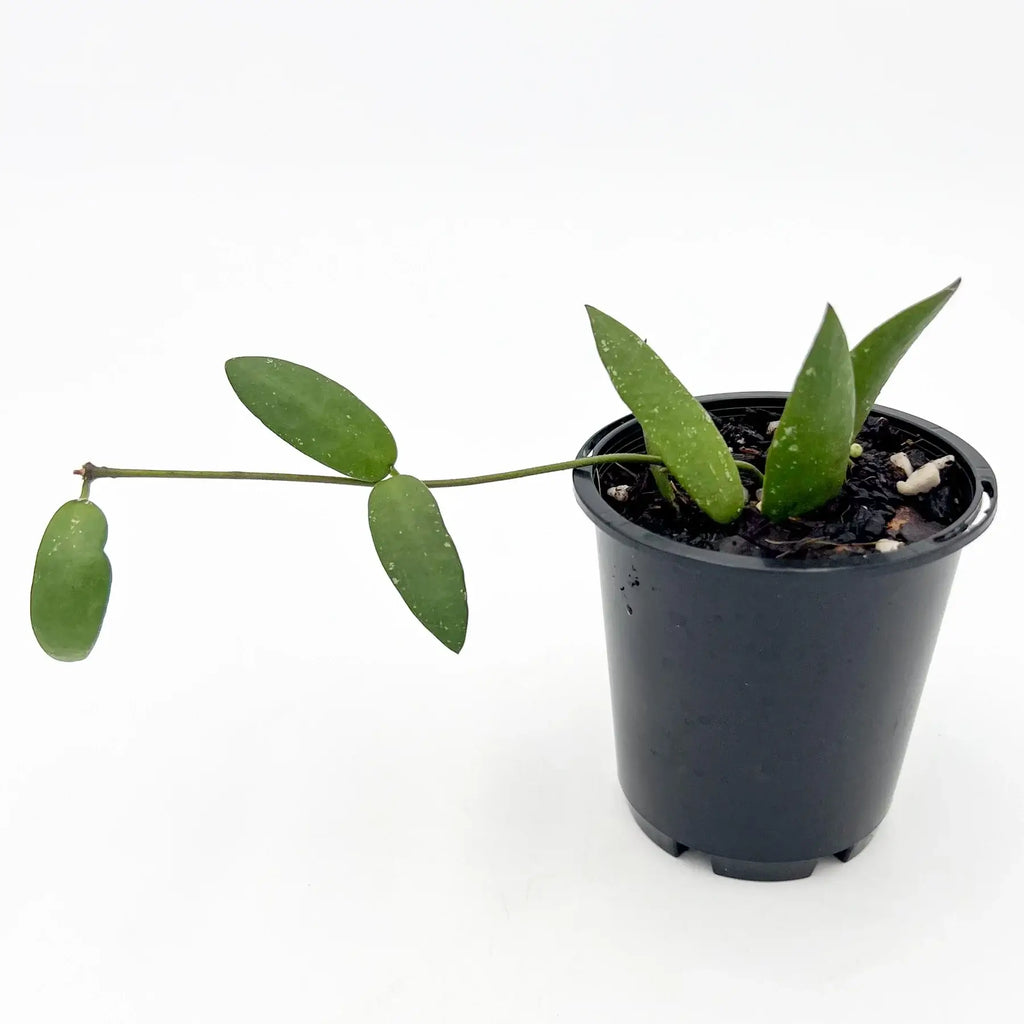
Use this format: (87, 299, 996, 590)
(586, 306, 744, 524)
(30, 499, 112, 662)
(762, 305, 855, 522)
(368, 475, 468, 653)
(225, 357, 397, 482)
(850, 279, 960, 438)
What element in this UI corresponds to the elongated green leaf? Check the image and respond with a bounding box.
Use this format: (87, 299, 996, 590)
(762, 306, 855, 522)
(850, 279, 960, 437)
(368, 475, 468, 653)
(31, 500, 112, 661)
(586, 306, 744, 524)
(225, 357, 397, 482)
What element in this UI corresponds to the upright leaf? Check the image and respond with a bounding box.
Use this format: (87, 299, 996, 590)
(368, 475, 468, 653)
(31, 500, 112, 661)
(225, 357, 397, 482)
(762, 306, 855, 522)
(586, 306, 744, 524)
(850, 279, 960, 437)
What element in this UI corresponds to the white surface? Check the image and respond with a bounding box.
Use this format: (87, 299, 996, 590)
(2, 2, 1021, 1021)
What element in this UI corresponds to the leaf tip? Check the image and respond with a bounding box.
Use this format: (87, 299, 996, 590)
(224, 356, 245, 384)
(444, 631, 467, 654)
(818, 303, 848, 346)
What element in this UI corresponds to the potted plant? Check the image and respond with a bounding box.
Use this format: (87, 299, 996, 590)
(30, 280, 996, 880)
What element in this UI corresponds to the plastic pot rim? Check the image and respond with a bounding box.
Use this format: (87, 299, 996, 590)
(573, 392, 997, 575)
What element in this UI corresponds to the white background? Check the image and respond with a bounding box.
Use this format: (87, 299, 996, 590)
(2, 2, 1021, 1021)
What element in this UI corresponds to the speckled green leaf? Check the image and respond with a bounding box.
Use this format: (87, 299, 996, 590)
(762, 306, 855, 522)
(368, 475, 468, 653)
(30, 500, 112, 662)
(586, 306, 744, 524)
(225, 357, 397, 482)
(850, 279, 960, 438)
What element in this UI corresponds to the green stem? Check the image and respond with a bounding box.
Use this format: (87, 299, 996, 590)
(78, 454, 764, 491)
(425, 454, 662, 487)
(732, 461, 765, 486)
(77, 454, 665, 490)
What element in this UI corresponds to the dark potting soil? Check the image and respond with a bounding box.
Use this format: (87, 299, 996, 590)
(597, 410, 968, 561)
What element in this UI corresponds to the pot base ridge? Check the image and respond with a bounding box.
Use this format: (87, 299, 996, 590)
(629, 802, 876, 881)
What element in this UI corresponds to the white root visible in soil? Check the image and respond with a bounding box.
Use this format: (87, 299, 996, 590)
(889, 452, 914, 477)
(896, 455, 955, 496)
(875, 538, 904, 553)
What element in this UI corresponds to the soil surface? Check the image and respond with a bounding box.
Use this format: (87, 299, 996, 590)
(597, 409, 968, 561)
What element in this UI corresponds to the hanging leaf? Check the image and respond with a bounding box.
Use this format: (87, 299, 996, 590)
(586, 306, 744, 524)
(225, 357, 397, 482)
(762, 306, 855, 522)
(368, 475, 468, 653)
(30, 500, 112, 662)
(850, 279, 960, 438)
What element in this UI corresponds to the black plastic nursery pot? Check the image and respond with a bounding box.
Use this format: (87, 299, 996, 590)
(573, 393, 997, 882)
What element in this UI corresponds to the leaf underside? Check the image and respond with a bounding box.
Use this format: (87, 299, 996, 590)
(30, 500, 112, 661)
(762, 305, 855, 522)
(225, 356, 397, 482)
(586, 306, 744, 524)
(850, 279, 960, 438)
(368, 474, 468, 653)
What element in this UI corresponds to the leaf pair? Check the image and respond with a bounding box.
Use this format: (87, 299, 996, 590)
(225, 358, 467, 653)
(589, 280, 959, 524)
(762, 281, 959, 519)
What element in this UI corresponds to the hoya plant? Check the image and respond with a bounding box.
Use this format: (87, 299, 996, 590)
(30, 281, 959, 661)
